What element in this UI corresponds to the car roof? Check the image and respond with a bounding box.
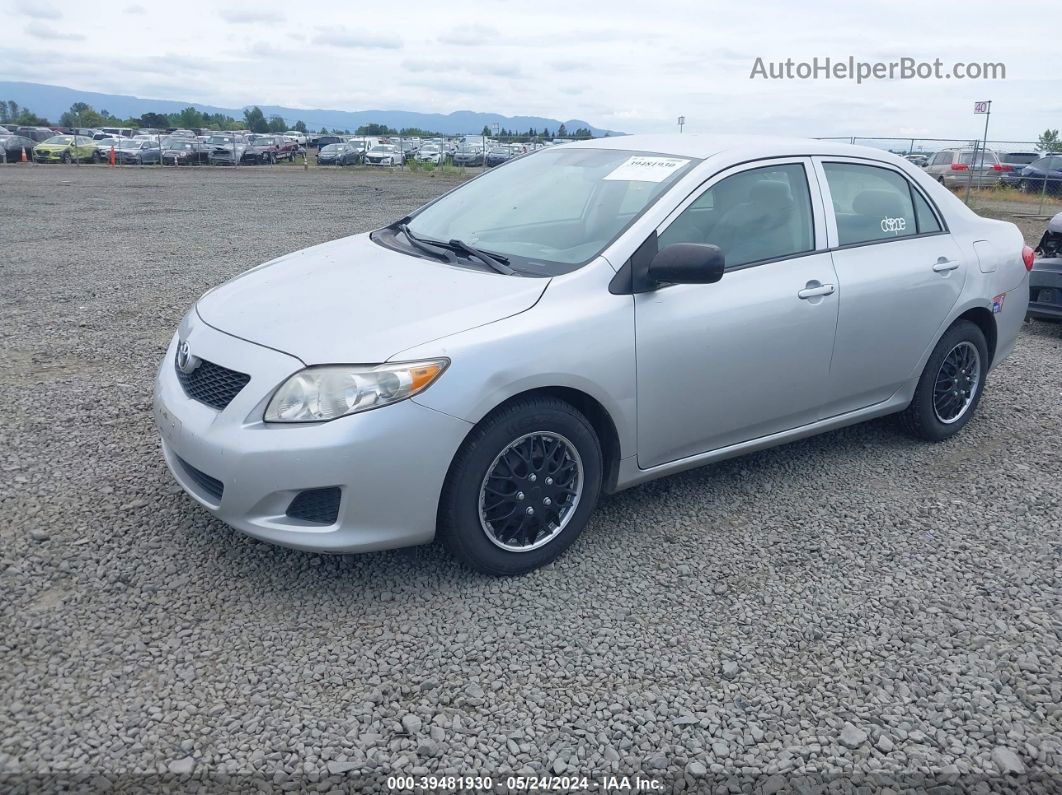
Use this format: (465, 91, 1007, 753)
(560, 133, 921, 163)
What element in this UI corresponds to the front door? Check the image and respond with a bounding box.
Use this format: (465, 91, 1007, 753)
(635, 159, 840, 469)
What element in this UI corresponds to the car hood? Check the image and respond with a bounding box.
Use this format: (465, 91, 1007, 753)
(195, 232, 549, 364)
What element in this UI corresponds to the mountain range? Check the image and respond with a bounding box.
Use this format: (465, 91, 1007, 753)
(0, 81, 621, 136)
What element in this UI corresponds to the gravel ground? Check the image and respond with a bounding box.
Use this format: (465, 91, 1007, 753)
(2, 165, 1060, 793)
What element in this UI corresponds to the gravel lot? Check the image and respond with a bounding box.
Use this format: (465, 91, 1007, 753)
(2, 165, 1060, 793)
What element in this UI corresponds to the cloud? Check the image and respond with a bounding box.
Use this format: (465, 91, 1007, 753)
(437, 25, 498, 46)
(218, 9, 284, 23)
(402, 58, 521, 79)
(124, 4, 145, 13)
(14, 0, 60, 19)
(312, 29, 402, 49)
(24, 21, 83, 41)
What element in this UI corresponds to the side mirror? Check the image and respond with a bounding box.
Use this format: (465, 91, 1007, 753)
(648, 243, 725, 285)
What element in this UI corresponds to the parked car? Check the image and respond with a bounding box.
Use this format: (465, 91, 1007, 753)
(161, 138, 209, 165)
(170, 129, 196, 139)
(317, 143, 361, 166)
(452, 145, 484, 167)
(1000, 152, 1041, 171)
(16, 126, 57, 143)
(485, 146, 513, 167)
(154, 134, 1030, 575)
(33, 135, 101, 163)
(415, 145, 445, 165)
(112, 138, 161, 164)
(904, 154, 928, 167)
(0, 134, 37, 162)
(243, 136, 284, 164)
(99, 127, 134, 138)
(1001, 155, 1062, 194)
(206, 134, 247, 165)
(285, 130, 308, 146)
(1028, 211, 1062, 322)
(93, 137, 124, 159)
(364, 144, 402, 166)
(924, 147, 1006, 188)
(314, 135, 343, 150)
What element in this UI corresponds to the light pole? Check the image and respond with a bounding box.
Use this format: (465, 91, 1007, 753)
(677, 115, 685, 134)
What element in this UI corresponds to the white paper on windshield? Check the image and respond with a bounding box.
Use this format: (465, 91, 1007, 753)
(603, 156, 689, 182)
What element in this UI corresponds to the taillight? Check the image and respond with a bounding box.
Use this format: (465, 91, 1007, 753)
(951, 163, 969, 171)
(991, 164, 1004, 171)
(1022, 245, 1035, 271)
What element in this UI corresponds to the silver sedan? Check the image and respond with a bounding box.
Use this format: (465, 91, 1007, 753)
(155, 134, 1031, 574)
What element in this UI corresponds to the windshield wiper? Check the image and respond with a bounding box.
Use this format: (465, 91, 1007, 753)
(396, 223, 457, 263)
(444, 239, 515, 275)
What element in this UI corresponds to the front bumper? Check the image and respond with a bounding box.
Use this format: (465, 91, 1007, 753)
(153, 315, 472, 553)
(1029, 258, 1062, 320)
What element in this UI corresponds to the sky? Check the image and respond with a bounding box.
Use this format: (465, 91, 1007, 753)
(1, 0, 1056, 142)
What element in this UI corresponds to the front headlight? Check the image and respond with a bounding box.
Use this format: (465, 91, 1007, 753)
(264, 359, 448, 423)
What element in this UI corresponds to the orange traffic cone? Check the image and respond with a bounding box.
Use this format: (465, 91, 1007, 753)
(21, 147, 28, 163)
(109, 145, 116, 167)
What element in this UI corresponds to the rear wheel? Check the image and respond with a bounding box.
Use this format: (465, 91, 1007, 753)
(439, 397, 603, 575)
(91, 151, 100, 163)
(899, 320, 988, 441)
(61, 151, 71, 164)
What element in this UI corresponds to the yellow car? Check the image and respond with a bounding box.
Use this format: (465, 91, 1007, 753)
(34, 135, 101, 164)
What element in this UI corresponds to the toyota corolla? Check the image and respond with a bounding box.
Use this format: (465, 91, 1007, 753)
(155, 135, 1031, 575)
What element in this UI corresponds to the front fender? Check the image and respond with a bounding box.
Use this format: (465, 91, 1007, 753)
(396, 259, 638, 460)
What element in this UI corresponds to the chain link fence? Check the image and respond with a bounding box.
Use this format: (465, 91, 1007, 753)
(816, 137, 1059, 217)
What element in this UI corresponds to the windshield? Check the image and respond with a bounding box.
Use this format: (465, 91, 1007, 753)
(118, 139, 143, 149)
(403, 148, 697, 275)
(44, 136, 75, 145)
(208, 136, 235, 145)
(370, 145, 396, 153)
(1005, 153, 1039, 165)
(165, 141, 194, 150)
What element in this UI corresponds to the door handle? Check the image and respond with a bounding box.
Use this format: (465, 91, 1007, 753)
(933, 258, 960, 272)
(797, 283, 836, 299)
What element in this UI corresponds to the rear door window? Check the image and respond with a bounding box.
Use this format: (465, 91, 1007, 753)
(823, 162, 919, 246)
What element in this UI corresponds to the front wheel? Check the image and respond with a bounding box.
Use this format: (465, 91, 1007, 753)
(61, 151, 71, 164)
(439, 397, 603, 575)
(899, 320, 988, 441)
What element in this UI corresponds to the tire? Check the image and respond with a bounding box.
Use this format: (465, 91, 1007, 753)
(61, 151, 71, 164)
(439, 397, 603, 575)
(1019, 179, 1030, 193)
(91, 151, 100, 164)
(899, 320, 988, 442)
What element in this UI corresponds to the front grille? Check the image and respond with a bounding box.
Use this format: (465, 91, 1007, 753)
(286, 487, 341, 525)
(175, 455, 224, 502)
(176, 356, 250, 411)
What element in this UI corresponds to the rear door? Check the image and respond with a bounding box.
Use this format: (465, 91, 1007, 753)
(814, 158, 966, 417)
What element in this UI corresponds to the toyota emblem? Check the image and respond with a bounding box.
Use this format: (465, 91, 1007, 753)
(176, 341, 200, 374)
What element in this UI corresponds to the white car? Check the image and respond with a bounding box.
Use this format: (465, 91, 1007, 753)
(364, 144, 402, 166)
(284, 131, 308, 146)
(416, 145, 445, 164)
